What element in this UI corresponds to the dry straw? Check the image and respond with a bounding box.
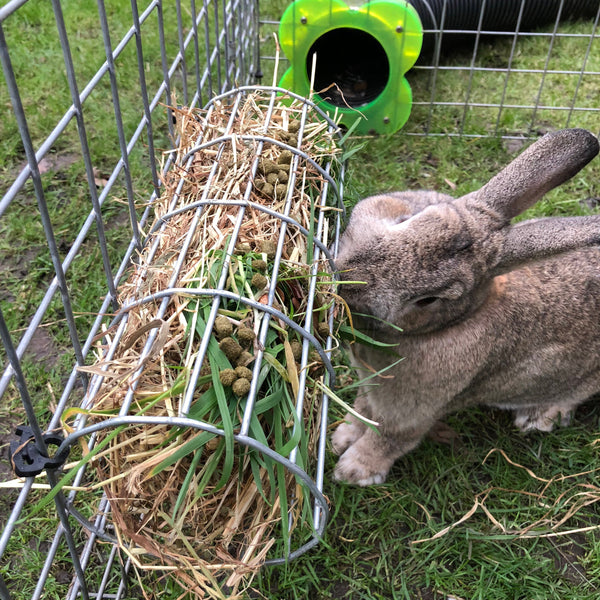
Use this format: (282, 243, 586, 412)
(411, 448, 600, 546)
(62, 89, 343, 598)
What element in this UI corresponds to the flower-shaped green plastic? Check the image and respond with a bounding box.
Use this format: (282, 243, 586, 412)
(279, 0, 423, 134)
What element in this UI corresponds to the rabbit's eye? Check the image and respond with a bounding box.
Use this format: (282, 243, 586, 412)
(415, 297, 438, 307)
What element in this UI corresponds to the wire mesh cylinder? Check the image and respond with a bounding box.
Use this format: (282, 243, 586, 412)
(53, 86, 343, 595)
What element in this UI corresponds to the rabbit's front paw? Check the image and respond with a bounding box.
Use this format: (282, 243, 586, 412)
(334, 443, 389, 486)
(514, 404, 573, 432)
(331, 418, 365, 456)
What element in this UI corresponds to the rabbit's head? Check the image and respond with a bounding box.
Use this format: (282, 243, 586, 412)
(337, 129, 600, 335)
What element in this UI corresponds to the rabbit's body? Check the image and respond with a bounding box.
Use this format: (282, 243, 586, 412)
(333, 129, 600, 486)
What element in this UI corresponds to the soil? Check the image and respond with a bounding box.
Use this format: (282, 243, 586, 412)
(23, 326, 60, 369)
(546, 532, 590, 586)
(18, 152, 80, 177)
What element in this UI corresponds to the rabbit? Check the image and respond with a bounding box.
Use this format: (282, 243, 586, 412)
(332, 128, 600, 486)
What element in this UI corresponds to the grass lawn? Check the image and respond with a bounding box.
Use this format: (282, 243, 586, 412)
(1, 1, 600, 599)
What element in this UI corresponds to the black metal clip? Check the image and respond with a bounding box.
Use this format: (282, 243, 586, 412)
(10, 425, 66, 478)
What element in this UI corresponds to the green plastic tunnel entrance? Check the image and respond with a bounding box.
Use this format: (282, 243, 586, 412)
(306, 27, 390, 107)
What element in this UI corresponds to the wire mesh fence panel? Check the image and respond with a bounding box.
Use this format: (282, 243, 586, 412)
(408, 0, 600, 138)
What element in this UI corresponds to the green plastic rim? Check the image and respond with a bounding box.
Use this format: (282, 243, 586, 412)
(279, 0, 423, 134)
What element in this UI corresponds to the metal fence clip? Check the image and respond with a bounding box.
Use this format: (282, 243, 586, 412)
(10, 425, 66, 478)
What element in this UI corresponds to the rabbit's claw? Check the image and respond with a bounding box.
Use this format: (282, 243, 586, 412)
(513, 404, 573, 432)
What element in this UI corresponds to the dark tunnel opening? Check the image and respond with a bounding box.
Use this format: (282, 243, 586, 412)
(306, 28, 390, 108)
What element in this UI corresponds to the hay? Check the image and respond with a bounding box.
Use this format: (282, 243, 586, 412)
(65, 89, 342, 598)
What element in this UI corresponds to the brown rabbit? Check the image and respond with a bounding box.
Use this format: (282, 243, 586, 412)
(333, 128, 600, 486)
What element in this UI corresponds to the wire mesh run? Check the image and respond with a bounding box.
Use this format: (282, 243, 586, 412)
(0, 0, 262, 403)
(409, 0, 600, 138)
(2, 84, 343, 598)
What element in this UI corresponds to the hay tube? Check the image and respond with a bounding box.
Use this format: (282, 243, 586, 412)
(60, 86, 345, 597)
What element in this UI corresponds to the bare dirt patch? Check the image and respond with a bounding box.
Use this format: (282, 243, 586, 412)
(23, 326, 60, 369)
(17, 152, 80, 177)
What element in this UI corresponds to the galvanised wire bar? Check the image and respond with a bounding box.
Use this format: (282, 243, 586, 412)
(0, 307, 45, 452)
(130, 0, 162, 198)
(97, 0, 142, 253)
(176, 0, 190, 104)
(0, 575, 11, 600)
(565, 5, 600, 127)
(41, 470, 91, 600)
(51, 0, 119, 306)
(459, 0, 488, 136)
(284, 157, 336, 548)
(157, 0, 176, 141)
(423, 0, 448, 134)
(0, 0, 29, 20)
(527, 0, 568, 133)
(189, 0, 203, 107)
(494, 0, 537, 134)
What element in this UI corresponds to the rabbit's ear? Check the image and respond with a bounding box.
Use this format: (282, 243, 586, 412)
(493, 216, 600, 275)
(469, 129, 599, 221)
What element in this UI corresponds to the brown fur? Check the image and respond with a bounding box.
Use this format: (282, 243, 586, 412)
(333, 129, 600, 485)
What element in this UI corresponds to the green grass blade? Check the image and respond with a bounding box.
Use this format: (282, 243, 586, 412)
(337, 323, 400, 348)
(150, 428, 216, 477)
(208, 353, 235, 492)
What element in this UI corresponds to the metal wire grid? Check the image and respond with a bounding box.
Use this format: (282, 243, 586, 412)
(1, 0, 598, 596)
(0, 1, 341, 598)
(67, 83, 342, 558)
(0, 0, 260, 399)
(258, 0, 600, 139)
(410, 0, 600, 138)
